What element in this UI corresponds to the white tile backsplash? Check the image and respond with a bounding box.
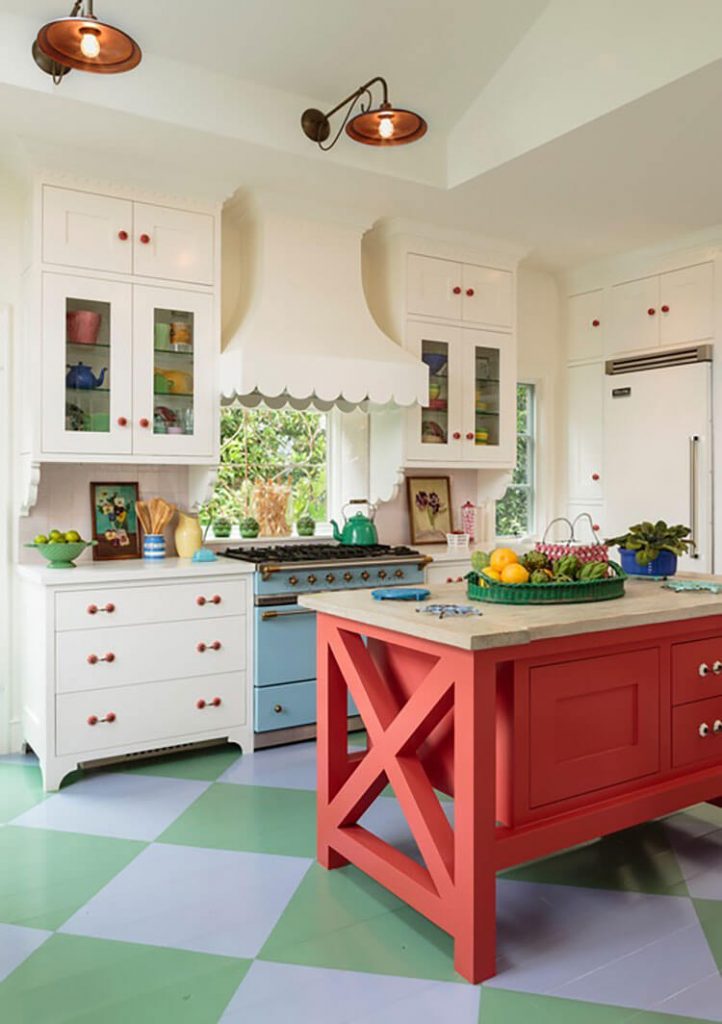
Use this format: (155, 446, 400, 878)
(18, 463, 190, 564)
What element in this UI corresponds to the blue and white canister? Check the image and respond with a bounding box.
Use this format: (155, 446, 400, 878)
(143, 533, 166, 560)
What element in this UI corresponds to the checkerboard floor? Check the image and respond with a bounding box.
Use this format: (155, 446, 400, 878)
(1, 739, 721, 1023)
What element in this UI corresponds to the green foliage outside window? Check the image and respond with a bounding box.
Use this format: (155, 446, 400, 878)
(496, 383, 535, 537)
(203, 406, 328, 525)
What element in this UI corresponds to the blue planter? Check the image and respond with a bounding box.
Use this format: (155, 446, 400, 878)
(619, 547, 677, 578)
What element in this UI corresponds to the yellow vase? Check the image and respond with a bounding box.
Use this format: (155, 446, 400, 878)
(174, 512, 203, 558)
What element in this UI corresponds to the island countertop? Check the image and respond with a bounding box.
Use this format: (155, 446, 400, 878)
(299, 577, 722, 650)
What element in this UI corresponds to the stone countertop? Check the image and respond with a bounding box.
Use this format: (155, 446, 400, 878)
(16, 555, 256, 587)
(299, 577, 722, 651)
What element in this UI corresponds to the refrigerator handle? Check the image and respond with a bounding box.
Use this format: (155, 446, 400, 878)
(689, 435, 700, 559)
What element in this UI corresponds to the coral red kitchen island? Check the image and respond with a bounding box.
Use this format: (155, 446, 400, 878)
(300, 581, 722, 984)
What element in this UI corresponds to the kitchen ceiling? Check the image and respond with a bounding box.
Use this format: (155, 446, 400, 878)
(3, 1, 722, 268)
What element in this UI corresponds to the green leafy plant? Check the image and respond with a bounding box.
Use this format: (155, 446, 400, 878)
(605, 521, 691, 567)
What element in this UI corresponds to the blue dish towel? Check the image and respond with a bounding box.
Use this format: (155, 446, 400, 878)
(371, 587, 430, 601)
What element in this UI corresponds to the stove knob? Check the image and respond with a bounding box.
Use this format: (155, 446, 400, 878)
(326, 573, 335, 584)
(378, 570, 387, 579)
(394, 569, 404, 578)
(288, 576, 299, 586)
(307, 574, 317, 584)
(343, 572, 353, 582)
(361, 571, 370, 581)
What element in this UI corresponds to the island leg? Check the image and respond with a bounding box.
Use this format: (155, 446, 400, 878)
(316, 614, 350, 869)
(453, 650, 498, 984)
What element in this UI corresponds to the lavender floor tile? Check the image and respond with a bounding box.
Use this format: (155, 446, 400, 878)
(359, 795, 454, 868)
(220, 961, 480, 1024)
(219, 742, 318, 790)
(553, 920, 718, 1012)
(652, 969, 722, 1021)
(664, 826, 722, 900)
(10, 773, 209, 841)
(0, 753, 39, 767)
(60, 842, 311, 958)
(487, 880, 699, 993)
(0, 923, 52, 982)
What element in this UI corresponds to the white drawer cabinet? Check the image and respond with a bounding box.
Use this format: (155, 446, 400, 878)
(19, 567, 253, 790)
(426, 560, 470, 585)
(407, 254, 513, 329)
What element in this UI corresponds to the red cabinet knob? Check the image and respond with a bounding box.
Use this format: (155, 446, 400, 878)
(452, 431, 461, 440)
(452, 286, 462, 295)
(87, 654, 98, 665)
(446, 576, 452, 583)
(592, 319, 600, 327)
(87, 715, 98, 726)
(104, 603, 115, 614)
(140, 233, 151, 244)
(104, 652, 116, 663)
(647, 307, 656, 316)
(592, 523, 601, 531)
(105, 712, 116, 723)
(139, 417, 150, 428)
(466, 432, 474, 440)
(466, 288, 474, 297)
(197, 595, 221, 605)
(87, 604, 98, 615)
(118, 230, 128, 241)
(212, 595, 221, 605)
(592, 473, 600, 481)
(196, 642, 207, 653)
(196, 698, 206, 709)
(117, 416, 128, 427)
(210, 641, 222, 651)
(196, 596, 206, 606)
(211, 697, 222, 707)
(661, 304, 670, 313)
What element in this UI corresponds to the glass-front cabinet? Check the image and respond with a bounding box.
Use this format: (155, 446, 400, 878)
(405, 321, 515, 465)
(42, 274, 214, 458)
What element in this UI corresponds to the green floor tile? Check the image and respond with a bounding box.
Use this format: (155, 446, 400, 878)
(260, 863, 462, 983)
(477, 989, 708, 1024)
(0, 933, 250, 1024)
(0, 826, 145, 930)
(123, 744, 242, 782)
(501, 822, 688, 897)
(0, 764, 47, 823)
(692, 897, 722, 972)
(158, 782, 317, 857)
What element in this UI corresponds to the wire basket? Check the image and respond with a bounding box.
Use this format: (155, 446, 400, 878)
(466, 562, 626, 605)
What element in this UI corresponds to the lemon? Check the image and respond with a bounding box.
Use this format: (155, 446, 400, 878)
(481, 567, 502, 581)
(489, 547, 518, 573)
(501, 563, 530, 584)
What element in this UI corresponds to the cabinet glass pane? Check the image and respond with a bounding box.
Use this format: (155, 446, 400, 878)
(474, 345, 500, 448)
(65, 296, 111, 433)
(420, 338, 449, 447)
(153, 308, 195, 436)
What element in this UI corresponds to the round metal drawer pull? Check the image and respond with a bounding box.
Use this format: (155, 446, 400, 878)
(713, 661, 722, 675)
(307, 574, 317, 584)
(395, 570, 404, 578)
(714, 719, 722, 734)
(274, 704, 284, 713)
(699, 722, 711, 738)
(378, 570, 387, 579)
(288, 576, 299, 586)
(361, 571, 370, 580)
(698, 663, 711, 677)
(326, 573, 335, 583)
(344, 572, 353, 582)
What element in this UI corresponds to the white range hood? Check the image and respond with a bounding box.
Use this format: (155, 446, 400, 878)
(220, 194, 428, 411)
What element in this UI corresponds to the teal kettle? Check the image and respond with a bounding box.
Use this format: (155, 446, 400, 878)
(331, 500, 379, 546)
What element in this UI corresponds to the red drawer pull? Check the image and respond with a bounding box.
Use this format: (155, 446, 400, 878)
(452, 286, 461, 295)
(139, 417, 150, 429)
(140, 233, 151, 244)
(466, 288, 474, 297)
(466, 432, 474, 440)
(87, 712, 116, 726)
(452, 431, 461, 440)
(661, 304, 670, 313)
(647, 307, 656, 316)
(196, 697, 222, 710)
(196, 641, 222, 653)
(87, 652, 115, 664)
(117, 417, 128, 427)
(118, 230, 128, 241)
(592, 319, 600, 327)
(196, 595, 222, 606)
(87, 603, 115, 615)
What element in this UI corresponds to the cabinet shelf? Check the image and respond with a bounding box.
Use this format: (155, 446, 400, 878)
(154, 347, 194, 358)
(67, 341, 111, 352)
(154, 391, 194, 400)
(67, 386, 110, 395)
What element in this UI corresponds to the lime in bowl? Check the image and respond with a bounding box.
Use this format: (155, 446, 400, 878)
(25, 539, 98, 569)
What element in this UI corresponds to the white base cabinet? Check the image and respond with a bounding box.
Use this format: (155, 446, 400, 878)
(19, 566, 253, 791)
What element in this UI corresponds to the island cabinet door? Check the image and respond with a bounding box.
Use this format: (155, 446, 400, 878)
(528, 648, 660, 809)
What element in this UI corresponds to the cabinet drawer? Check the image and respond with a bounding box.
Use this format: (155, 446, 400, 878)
(529, 649, 660, 808)
(672, 696, 722, 769)
(255, 681, 357, 733)
(57, 616, 245, 693)
(426, 564, 467, 585)
(56, 578, 247, 631)
(42, 186, 133, 275)
(672, 637, 722, 705)
(56, 671, 246, 756)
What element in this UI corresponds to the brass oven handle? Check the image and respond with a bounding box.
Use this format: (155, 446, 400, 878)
(261, 608, 316, 620)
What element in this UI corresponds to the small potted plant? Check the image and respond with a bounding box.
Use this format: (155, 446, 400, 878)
(296, 514, 316, 537)
(212, 517, 232, 539)
(239, 515, 260, 539)
(605, 520, 691, 577)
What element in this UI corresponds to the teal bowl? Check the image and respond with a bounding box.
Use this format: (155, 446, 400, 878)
(25, 540, 97, 568)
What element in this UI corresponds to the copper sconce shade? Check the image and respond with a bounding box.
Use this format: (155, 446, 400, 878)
(301, 76, 426, 150)
(33, 1, 141, 80)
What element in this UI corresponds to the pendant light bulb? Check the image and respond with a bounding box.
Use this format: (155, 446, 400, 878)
(377, 116, 395, 140)
(79, 28, 101, 58)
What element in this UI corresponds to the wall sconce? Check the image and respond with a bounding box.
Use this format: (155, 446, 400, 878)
(33, 0, 142, 84)
(301, 76, 427, 150)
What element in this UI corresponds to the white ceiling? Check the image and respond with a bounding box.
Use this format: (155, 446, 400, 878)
(3, 0, 722, 269)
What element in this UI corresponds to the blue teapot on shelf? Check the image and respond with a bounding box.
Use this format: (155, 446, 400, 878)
(66, 362, 107, 390)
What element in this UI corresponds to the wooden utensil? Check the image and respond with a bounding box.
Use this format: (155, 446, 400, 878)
(137, 497, 176, 535)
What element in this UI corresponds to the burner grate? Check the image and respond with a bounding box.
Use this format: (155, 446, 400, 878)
(220, 543, 420, 565)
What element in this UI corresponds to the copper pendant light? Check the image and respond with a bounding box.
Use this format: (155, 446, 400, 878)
(33, 0, 141, 82)
(301, 77, 427, 150)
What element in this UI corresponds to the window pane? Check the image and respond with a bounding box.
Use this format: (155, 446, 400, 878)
(496, 487, 529, 537)
(512, 435, 529, 485)
(516, 382, 529, 435)
(496, 382, 535, 537)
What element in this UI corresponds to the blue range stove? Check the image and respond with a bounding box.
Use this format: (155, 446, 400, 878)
(219, 544, 431, 747)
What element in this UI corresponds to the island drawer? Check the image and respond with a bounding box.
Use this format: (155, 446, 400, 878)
(56, 616, 246, 693)
(56, 671, 246, 756)
(671, 637, 722, 705)
(672, 695, 722, 769)
(55, 579, 247, 631)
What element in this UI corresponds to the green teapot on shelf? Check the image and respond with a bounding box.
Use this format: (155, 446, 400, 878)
(331, 500, 379, 546)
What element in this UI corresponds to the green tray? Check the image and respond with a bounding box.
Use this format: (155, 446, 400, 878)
(467, 561, 627, 605)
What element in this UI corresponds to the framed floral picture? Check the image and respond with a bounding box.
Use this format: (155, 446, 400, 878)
(406, 476, 452, 545)
(90, 482, 141, 560)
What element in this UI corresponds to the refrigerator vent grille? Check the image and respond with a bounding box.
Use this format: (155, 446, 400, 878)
(606, 345, 712, 376)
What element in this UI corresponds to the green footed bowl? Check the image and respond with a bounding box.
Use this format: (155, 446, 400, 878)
(25, 540, 98, 569)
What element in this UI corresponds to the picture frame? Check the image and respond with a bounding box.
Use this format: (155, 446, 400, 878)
(90, 482, 141, 560)
(406, 476, 453, 545)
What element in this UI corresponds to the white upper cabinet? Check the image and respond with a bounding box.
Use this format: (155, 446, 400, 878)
(567, 362, 604, 504)
(567, 289, 604, 361)
(132, 203, 214, 285)
(607, 262, 713, 356)
(407, 254, 513, 329)
(42, 186, 215, 286)
(43, 186, 133, 275)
